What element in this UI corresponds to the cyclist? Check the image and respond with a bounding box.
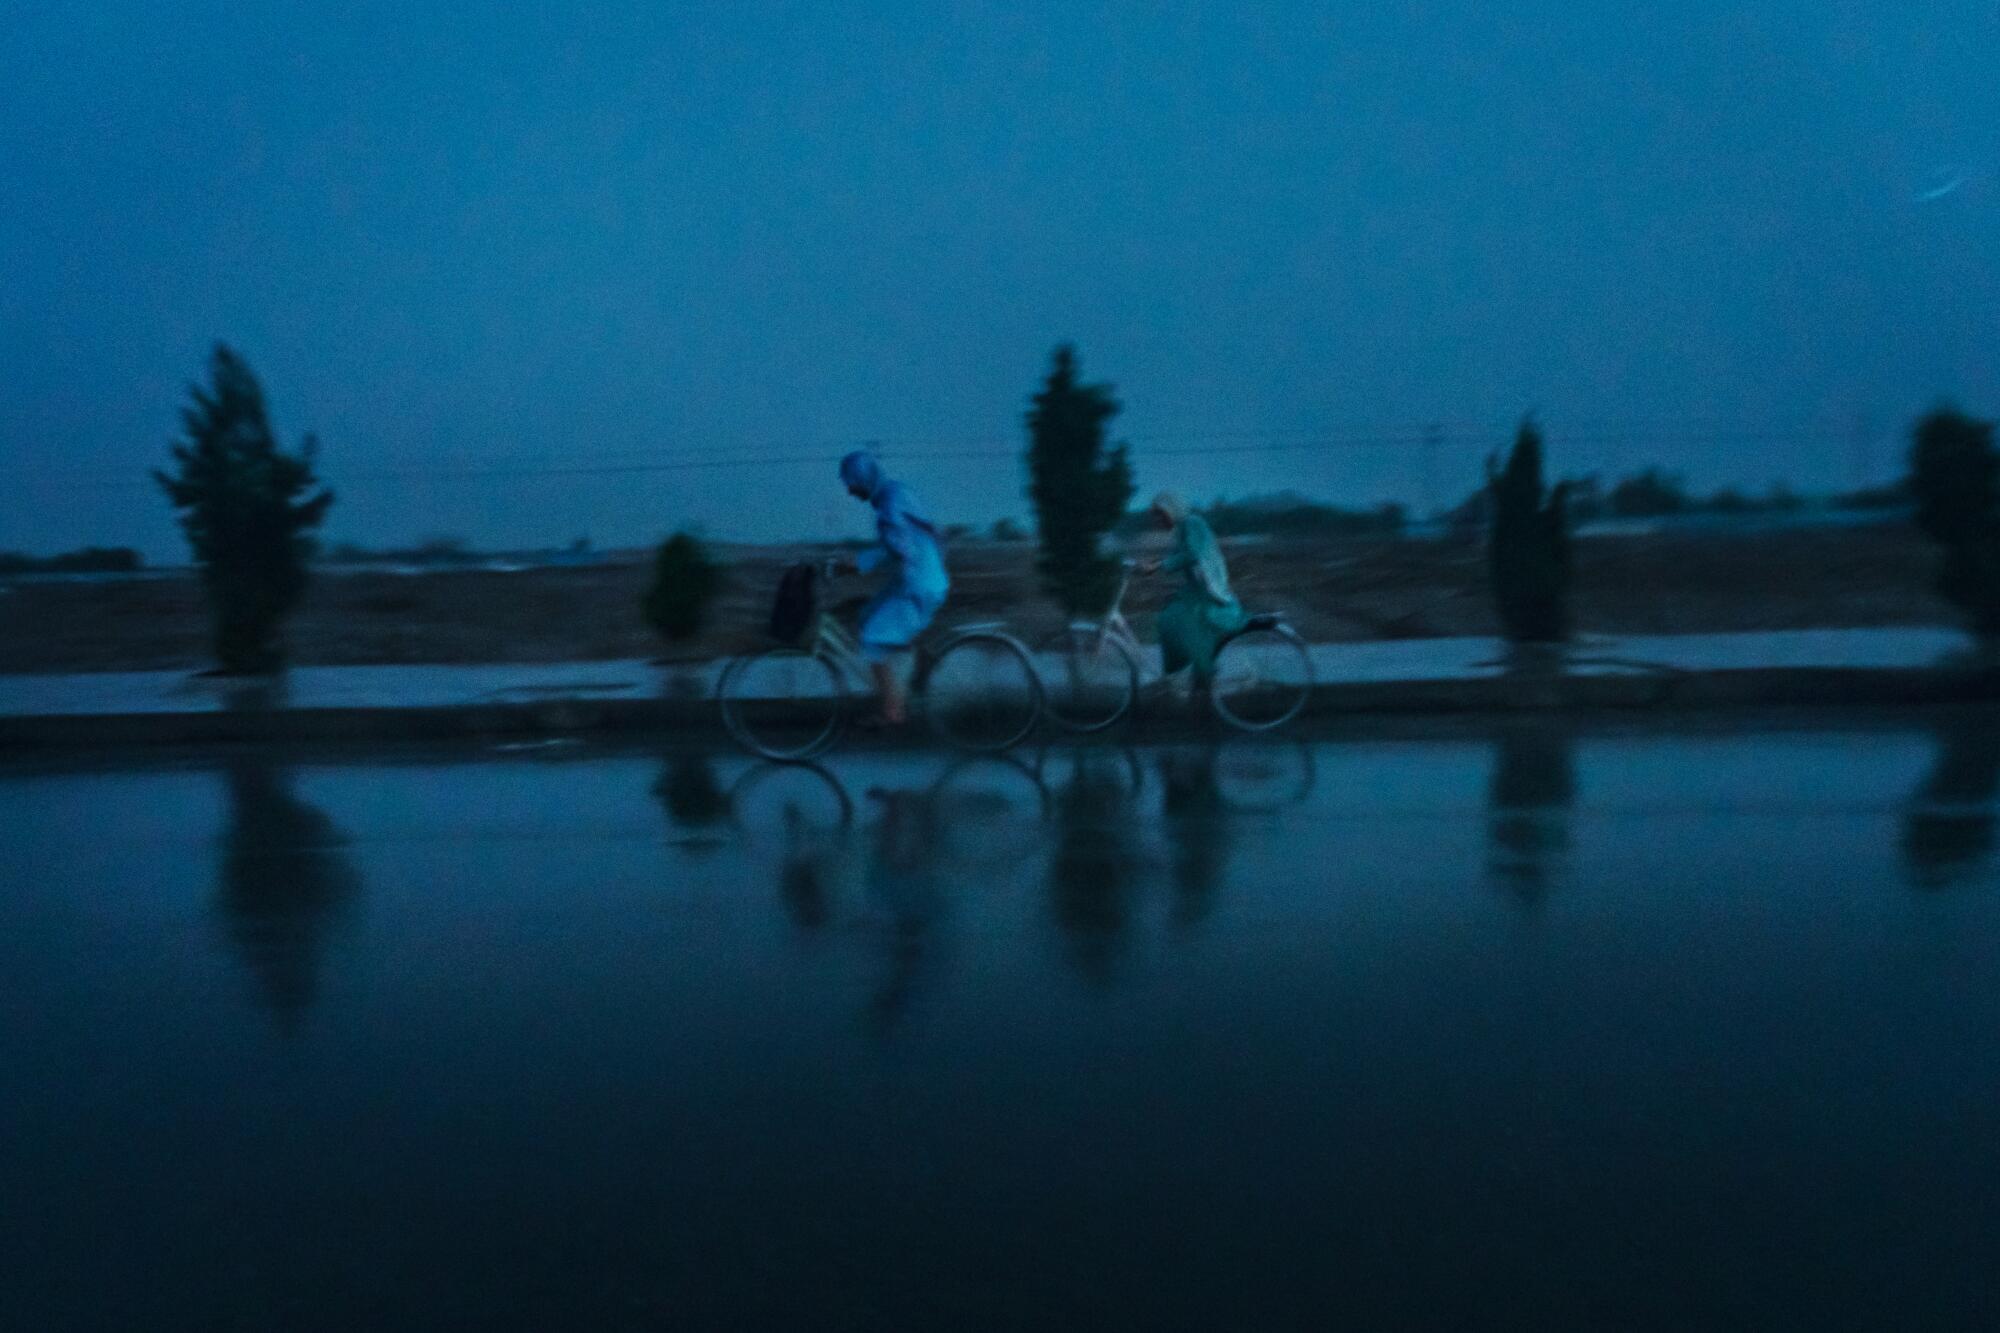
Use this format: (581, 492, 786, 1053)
(836, 450, 950, 726)
(1139, 492, 1247, 698)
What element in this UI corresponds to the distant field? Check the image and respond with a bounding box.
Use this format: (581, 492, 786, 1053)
(0, 523, 1953, 674)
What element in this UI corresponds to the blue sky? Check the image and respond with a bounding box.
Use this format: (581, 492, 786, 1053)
(3, 1, 1996, 559)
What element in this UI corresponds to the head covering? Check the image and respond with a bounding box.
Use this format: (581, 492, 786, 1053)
(1161, 500, 1234, 605)
(842, 449, 942, 548)
(840, 450, 884, 497)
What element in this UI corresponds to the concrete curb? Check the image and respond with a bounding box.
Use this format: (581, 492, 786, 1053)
(4, 662, 2000, 752)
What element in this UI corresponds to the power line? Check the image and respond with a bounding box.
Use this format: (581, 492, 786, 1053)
(2, 423, 1862, 491)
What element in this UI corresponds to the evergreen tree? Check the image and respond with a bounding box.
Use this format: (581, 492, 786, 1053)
(1486, 415, 1571, 642)
(155, 345, 333, 673)
(1024, 345, 1135, 615)
(1908, 405, 2000, 636)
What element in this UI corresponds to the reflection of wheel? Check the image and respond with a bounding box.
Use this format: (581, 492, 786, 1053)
(1213, 742, 1317, 812)
(926, 754, 1052, 863)
(923, 630, 1044, 752)
(1211, 621, 1313, 732)
(1034, 742, 1146, 802)
(729, 762, 854, 839)
(719, 648, 849, 761)
(1036, 625, 1140, 733)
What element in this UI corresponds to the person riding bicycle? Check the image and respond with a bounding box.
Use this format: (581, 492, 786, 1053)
(836, 450, 950, 726)
(1139, 492, 1247, 694)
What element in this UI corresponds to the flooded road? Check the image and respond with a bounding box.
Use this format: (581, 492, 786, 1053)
(4, 716, 1999, 1329)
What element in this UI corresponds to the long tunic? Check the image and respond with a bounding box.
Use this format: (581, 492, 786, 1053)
(1157, 514, 1247, 681)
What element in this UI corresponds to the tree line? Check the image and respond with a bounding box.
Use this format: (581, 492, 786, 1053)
(139, 341, 1999, 672)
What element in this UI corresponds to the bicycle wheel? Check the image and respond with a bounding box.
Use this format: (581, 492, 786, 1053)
(923, 630, 1044, 752)
(1036, 624, 1140, 733)
(728, 761, 854, 841)
(1210, 621, 1313, 732)
(1213, 741, 1318, 811)
(928, 754, 1053, 866)
(719, 648, 849, 761)
(1034, 741, 1146, 803)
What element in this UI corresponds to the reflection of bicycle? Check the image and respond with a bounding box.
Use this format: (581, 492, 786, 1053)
(924, 754, 1053, 867)
(720, 560, 1044, 762)
(1038, 560, 1315, 734)
(727, 761, 855, 838)
(1210, 741, 1318, 812)
(1034, 742, 1147, 804)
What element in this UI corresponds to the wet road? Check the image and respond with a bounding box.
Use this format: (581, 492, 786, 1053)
(4, 715, 2000, 1330)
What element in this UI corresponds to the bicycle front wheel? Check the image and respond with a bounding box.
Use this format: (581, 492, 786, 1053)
(1036, 624, 1140, 733)
(1210, 622, 1314, 732)
(923, 630, 1044, 752)
(719, 648, 849, 761)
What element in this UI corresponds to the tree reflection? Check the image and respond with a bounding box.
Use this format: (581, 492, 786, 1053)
(1901, 713, 2000, 890)
(653, 752, 731, 850)
(1159, 746, 1230, 928)
(1048, 748, 1141, 986)
(214, 760, 360, 1029)
(1486, 725, 1576, 900)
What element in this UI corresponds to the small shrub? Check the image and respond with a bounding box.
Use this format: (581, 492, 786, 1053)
(642, 532, 722, 644)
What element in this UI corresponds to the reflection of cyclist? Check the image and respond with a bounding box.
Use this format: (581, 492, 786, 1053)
(836, 450, 950, 726)
(1159, 746, 1230, 926)
(862, 788, 946, 1030)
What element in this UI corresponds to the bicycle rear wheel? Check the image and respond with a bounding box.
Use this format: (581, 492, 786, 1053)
(719, 648, 849, 761)
(928, 754, 1053, 865)
(1036, 624, 1140, 733)
(923, 630, 1044, 752)
(1210, 622, 1313, 731)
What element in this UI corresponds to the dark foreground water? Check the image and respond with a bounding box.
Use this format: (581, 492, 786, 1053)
(4, 715, 1999, 1330)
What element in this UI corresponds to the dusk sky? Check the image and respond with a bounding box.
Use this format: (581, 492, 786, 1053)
(4, 1, 1996, 561)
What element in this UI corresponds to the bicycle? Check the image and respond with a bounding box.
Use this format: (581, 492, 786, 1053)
(1036, 559, 1314, 734)
(719, 559, 1045, 761)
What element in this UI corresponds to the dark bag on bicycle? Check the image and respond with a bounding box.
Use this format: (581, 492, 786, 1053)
(768, 562, 817, 644)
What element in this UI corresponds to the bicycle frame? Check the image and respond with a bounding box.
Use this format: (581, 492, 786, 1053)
(1080, 564, 1144, 640)
(811, 568, 1010, 692)
(1052, 556, 1309, 729)
(725, 562, 1046, 758)
(809, 609, 871, 685)
(1078, 564, 1146, 661)
(808, 582, 939, 693)
(1086, 560, 1289, 664)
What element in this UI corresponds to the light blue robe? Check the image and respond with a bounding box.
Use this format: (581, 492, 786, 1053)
(841, 452, 950, 659)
